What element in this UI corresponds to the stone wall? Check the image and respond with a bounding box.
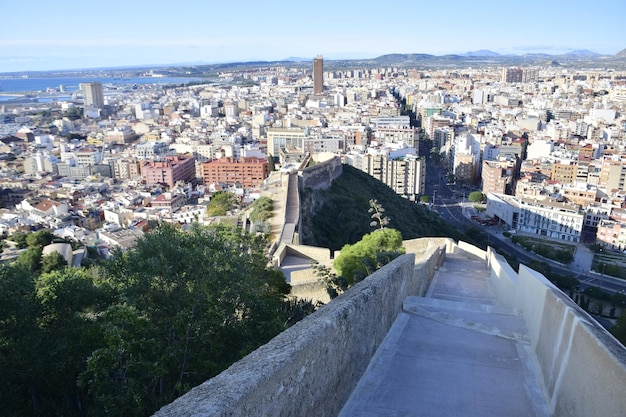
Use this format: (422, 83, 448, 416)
(487, 248, 626, 417)
(153, 242, 446, 417)
(298, 155, 343, 190)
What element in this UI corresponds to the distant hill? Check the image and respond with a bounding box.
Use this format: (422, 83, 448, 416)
(299, 165, 460, 251)
(373, 53, 436, 63)
(283, 57, 310, 62)
(462, 50, 501, 57)
(616, 48, 626, 57)
(565, 49, 601, 56)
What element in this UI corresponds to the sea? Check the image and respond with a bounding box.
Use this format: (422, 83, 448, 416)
(0, 75, 202, 102)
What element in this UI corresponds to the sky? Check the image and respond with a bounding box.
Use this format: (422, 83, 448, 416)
(1, 0, 625, 73)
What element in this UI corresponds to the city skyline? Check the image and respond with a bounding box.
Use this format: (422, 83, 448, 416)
(1, 0, 625, 73)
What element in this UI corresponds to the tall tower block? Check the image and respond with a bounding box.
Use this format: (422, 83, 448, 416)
(313, 55, 324, 94)
(80, 82, 104, 108)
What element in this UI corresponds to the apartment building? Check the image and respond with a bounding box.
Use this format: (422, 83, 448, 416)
(597, 219, 626, 250)
(599, 155, 626, 191)
(551, 162, 577, 185)
(346, 152, 425, 199)
(201, 156, 270, 188)
(141, 155, 196, 188)
(482, 160, 516, 195)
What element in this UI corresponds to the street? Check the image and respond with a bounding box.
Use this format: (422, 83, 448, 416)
(424, 161, 626, 296)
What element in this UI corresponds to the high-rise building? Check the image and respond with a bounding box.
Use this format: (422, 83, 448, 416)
(501, 67, 538, 83)
(80, 82, 104, 108)
(313, 55, 323, 94)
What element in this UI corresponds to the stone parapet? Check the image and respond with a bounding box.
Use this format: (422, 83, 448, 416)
(153, 241, 446, 417)
(487, 247, 626, 417)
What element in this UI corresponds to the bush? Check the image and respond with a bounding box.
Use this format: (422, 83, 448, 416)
(468, 191, 484, 203)
(333, 228, 404, 285)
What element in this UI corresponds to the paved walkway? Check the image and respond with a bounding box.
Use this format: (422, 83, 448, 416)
(339, 252, 550, 417)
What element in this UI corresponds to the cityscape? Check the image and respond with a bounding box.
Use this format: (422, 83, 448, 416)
(2, 47, 626, 416)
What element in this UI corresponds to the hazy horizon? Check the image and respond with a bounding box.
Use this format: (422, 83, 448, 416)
(2, 0, 624, 73)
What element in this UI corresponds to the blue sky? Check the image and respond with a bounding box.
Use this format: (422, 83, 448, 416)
(1, 0, 624, 72)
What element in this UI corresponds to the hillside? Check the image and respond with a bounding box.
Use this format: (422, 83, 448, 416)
(300, 165, 460, 251)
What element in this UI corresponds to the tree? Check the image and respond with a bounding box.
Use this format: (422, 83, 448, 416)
(611, 310, 626, 347)
(15, 246, 43, 273)
(63, 107, 83, 121)
(206, 191, 238, 216)
(311, 261, 348, 299)
(82, 223, 293, 416)
(468, 191, 485, 203)
(333, 228, 405, 285)
(0, 266, 107, 416)
(10, 232, 29, 249)
(41, 251, 68, 273)
(20, 229, 54, 249)
(0, 264, 41, 415)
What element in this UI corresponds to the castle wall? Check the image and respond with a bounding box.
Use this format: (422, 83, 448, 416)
(298, 155, 343, 190)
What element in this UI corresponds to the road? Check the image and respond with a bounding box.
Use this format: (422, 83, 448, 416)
(425, 161, 626, 296)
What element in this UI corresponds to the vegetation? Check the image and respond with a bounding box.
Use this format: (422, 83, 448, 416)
(468, 191, 484, 203)
(63, 107, 84, 121)
(333, 228, 405, 285)
(510, 235, 575, 264)
(610, 312, 626, 345)
(301, 165, 460, 250)
(314, 200, 404, 296)
(249, 196, 273, 223)
(206, 191, 239, 216)
(0, 223, 309, 417)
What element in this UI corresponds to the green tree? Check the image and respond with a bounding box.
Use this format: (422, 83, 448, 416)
(311, 261, 348, 299)
(207, 191, 238, 216)
(15, 246, 43, 273)
(0, 266, 107, 416)
(26, 229, 54, 248)
(0, 264, 41, 415)
(611, 309, 626, 346)
(10, 232, 29, 249)
(41, 251, 68, 273)
(468, 191, 485, 203)
(82, 223, 292, 416)
(63, 106, 83, 121)
(333, 228, 405, 285)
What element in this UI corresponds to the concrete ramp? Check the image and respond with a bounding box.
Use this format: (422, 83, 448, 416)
(339, 253, 551, 417)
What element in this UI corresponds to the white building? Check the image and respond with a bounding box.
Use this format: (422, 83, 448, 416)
(486, 193, 584, 242)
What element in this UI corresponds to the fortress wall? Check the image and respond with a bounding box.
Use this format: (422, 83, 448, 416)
(154, 252, 430, 417)
(488, 250, 626, 417)
(298, 155, 343, 190)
